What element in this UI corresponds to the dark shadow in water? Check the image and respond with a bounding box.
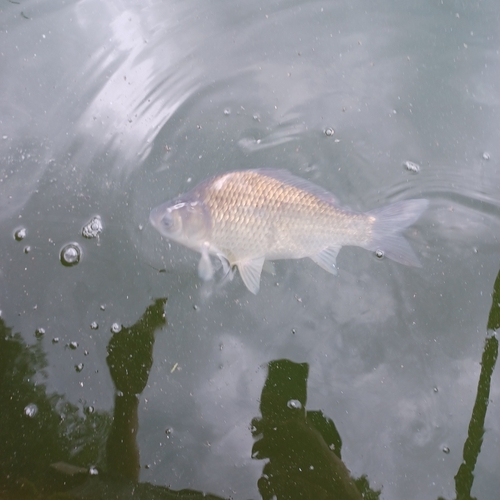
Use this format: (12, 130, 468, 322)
(251, 359, 380, 500)
(1, 269, 498, 499)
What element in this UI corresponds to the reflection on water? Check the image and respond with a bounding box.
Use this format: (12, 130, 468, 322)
(0, 319, 111, 496)
(251, 359, 378, 500)
(105, 298, 167, 481)
(1, 283, 497, 499)
(453, 272, 499, 500)
(1, 0, 500, 498)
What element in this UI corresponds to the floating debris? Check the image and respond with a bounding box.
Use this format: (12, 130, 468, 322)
(35, 328, 45, 339)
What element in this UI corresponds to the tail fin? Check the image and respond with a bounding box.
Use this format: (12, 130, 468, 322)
(365, 199, 428, 267)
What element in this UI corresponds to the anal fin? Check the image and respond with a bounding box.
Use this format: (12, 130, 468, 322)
(198, 246, 214, 281)
(310, 246, 341, 275)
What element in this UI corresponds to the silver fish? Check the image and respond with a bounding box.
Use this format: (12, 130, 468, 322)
(150, 169, 428, 294)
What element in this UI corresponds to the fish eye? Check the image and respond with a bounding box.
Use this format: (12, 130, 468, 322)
(162, 216, 173, 229)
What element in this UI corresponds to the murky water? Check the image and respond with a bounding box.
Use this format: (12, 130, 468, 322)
(1, 0, 499, 499)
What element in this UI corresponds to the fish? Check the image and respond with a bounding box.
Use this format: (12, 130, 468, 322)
(149, 169, 428, 294)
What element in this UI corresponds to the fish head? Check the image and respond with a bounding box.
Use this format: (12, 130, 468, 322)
(150, 197, 210, 250)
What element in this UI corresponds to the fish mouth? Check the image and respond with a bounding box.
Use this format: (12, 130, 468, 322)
(149, 205, 161, 229)
(149, 204, 170, 232)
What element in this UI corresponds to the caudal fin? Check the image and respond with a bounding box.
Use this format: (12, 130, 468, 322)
(366, 199, 428, 267)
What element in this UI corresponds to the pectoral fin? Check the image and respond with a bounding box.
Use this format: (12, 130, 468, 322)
(237, 257, 265, 294)
(310, 246, 341, 275)
(198, 248, 214, 281)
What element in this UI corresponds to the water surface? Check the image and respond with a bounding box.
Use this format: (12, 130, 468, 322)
(1, 1, 499, 499)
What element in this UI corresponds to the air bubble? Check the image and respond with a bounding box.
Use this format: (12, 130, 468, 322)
(403, 161, 420, 173)
(433, 386, 438, 393)
(52, 337, 59, 344)
(90, 321, 98, 330)
(287, 399, 302, 410)
(82, 215, 103, 239)
(75, 363, 84, 372)
(324, 127, 335, 136)
(60, 243, 81, 267)
(375, 249, 385, 259)
(69, 341, 78, 350)
(442, 446, 450, 454)
(110, 323, 122, 333)
(89, 466, 98, 476)
(14, 227, 27, 241)
(223, 108, 231, 116)
(24, 403, 38, 418)
(482, 152, 490, 160)
(24, 246, 31, 254)
(85, 406, 95, 414)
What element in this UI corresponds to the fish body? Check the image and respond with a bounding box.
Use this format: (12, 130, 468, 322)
(150, 169, 428, 294)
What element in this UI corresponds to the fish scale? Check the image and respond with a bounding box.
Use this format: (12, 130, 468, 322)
(150, 169, 428, 294)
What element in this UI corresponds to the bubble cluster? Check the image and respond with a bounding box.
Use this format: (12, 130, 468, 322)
(60, 243, 81, 267)
(403, 161, 420, 173)
(82, 215, 103, 239)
